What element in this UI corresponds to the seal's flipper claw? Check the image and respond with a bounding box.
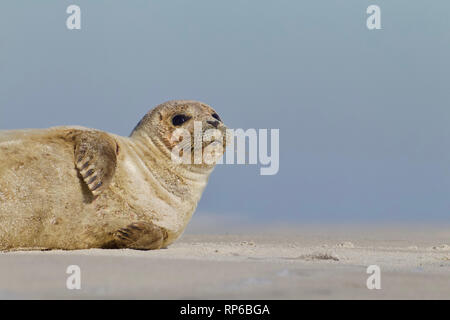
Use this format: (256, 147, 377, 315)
(72, 131, 118, 197)
(109, 221, 167, 250)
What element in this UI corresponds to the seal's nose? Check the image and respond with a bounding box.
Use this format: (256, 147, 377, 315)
(207, 120, 220, 128)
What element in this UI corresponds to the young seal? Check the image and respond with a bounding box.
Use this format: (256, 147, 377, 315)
(0, 100, 227, 250)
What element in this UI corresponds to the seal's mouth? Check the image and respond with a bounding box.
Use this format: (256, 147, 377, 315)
(203, 140, 223, 149)
(186, 127, 227, 165)
(191, 138, 226, 153)
(201, 126, 228, 148)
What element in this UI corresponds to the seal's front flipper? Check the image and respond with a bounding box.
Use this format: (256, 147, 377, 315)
(105, 221, 167, 250)
(72, 131, 118, 197)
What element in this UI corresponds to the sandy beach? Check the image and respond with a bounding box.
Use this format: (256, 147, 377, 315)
(1, 222, 449, 299)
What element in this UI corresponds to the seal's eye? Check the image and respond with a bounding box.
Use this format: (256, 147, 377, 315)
(172, 114, 191, 126)
(212, 113, 221, 121)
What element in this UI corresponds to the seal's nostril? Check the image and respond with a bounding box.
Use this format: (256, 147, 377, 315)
(207, 120, 220, 128)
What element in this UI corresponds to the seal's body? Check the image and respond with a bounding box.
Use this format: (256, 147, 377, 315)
(0, 100, 226, 250)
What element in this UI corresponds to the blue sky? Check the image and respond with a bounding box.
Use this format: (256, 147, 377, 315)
(1, 1, 450, 224)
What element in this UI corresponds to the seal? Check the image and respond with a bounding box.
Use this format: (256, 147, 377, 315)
(0, 100, 227, 250)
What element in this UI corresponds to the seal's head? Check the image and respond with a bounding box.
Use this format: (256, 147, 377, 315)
(131, 100, 228, 167)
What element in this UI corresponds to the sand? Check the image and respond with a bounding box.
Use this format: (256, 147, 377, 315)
(1, 223, 449, 299)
